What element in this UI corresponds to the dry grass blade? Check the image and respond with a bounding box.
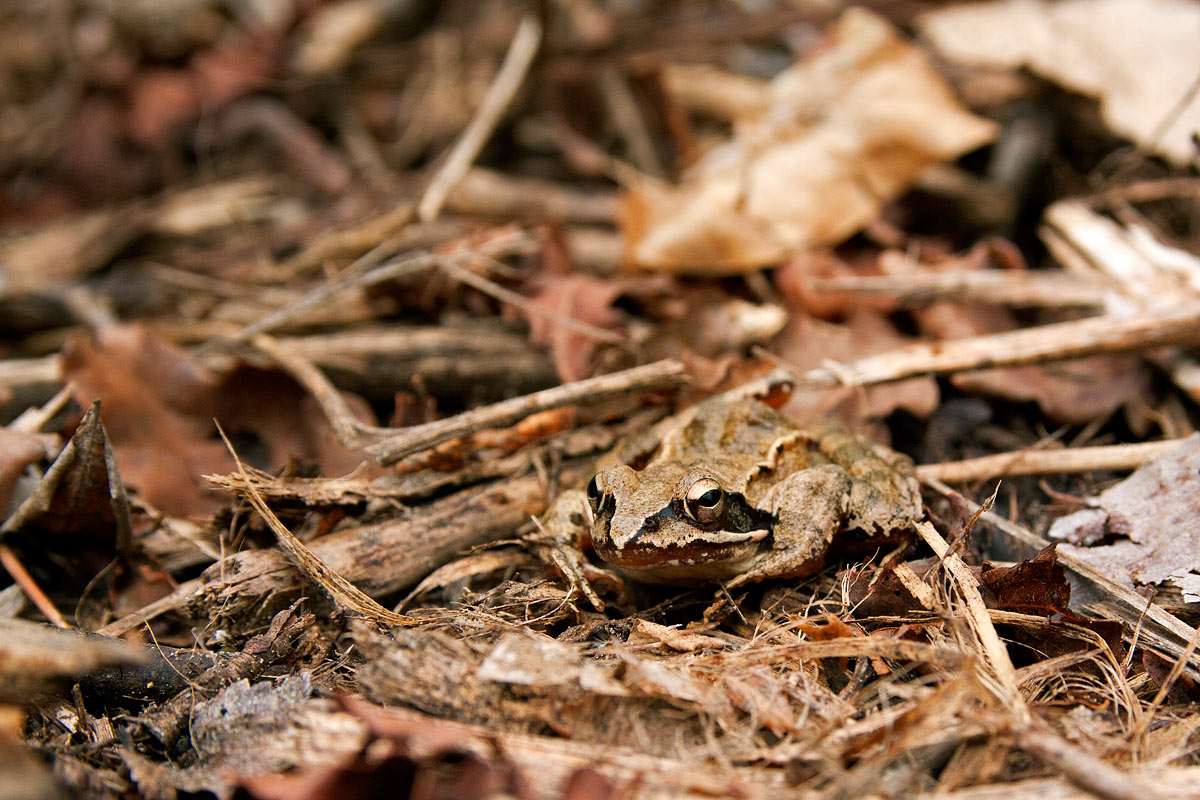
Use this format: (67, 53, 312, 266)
(216, 423, 420, 628)
(1132, 623, 1200, 749)
(914, 521, 1028, 721)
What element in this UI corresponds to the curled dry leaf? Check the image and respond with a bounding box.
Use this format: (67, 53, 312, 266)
(980, 545, 1125, 657)
(1, 402, 132, 558)
(621, 8, 995, 274)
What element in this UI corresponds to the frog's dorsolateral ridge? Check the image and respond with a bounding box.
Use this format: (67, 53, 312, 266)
(542, 397, 923, 610)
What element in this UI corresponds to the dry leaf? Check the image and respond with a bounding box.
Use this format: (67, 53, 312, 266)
(883, 246, 1150, 424)
(1, 403, 132, 554)
(526, 274, 628, 381)
(61, 325, 373, 517)
(1050, 435, 1200, 600)
(620, 8, 995, 274)
(774, 308, 940, 425)
(919, 0, 1200, 165)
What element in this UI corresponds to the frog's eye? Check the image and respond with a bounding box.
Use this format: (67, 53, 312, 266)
(684, 477, 725, 524)
(585, 474, 606, 514)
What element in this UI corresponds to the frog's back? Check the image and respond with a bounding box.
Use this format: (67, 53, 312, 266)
(668, 397, 798, 461)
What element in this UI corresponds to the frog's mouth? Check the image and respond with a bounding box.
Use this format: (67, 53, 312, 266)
(594, 528, 769, 568)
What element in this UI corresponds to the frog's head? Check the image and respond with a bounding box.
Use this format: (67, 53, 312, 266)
(584, 462, 772, 581)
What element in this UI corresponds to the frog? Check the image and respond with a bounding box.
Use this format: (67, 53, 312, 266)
(541, 395, 923, 612)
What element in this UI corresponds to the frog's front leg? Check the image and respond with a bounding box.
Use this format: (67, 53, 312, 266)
(724, 464, 852, 591)
(536, 490, 623, 611)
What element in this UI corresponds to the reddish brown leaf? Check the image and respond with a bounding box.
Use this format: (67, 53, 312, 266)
(526, 274, 627, 381)
(61, 325, 373, 517)
(774, 309, 939, 425)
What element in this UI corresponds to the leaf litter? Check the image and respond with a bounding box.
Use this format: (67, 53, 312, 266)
(1, 1, 1200, 799)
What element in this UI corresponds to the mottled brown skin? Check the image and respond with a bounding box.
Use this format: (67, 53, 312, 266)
(545, 397, 924, 605)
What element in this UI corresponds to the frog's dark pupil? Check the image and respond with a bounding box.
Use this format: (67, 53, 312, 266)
(696, 489, 722, 508)
(586, 476, 603, 511)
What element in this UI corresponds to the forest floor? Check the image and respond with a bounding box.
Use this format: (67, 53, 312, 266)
(3, 2, 1200, 799)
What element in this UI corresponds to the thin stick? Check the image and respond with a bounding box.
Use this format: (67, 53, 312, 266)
(0, 544, 69, 628)
(7, 383, 74, 435)
(777, 305, 1200, 389)
(1018, 726, 1169, 800)
(418, 14, 542, 222)
(809, 271, 1108, 309)
(366, 359, 688, 464)
(204, 228, 533, 351)
(917, 439, 1186, 483)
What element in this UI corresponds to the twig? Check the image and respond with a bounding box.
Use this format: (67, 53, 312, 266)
(444, 168, 618, 224)
(418, 14, 542, 222)
(916, 439, 1187, 483)
(0, 355, 61, 392)
(0, 544, 68, 628)
(597, 66, 665, 179)
(8, 383, 74, 435)
(96, 579, 203, 637)
(775, 305, 1200, 389)
(366, 359, 688, 464)
(1017, 725, 1170, 800)
(203, 227, 534, 352)
(809, 271, 1109, 309)
(1089, 177, 1200, 208)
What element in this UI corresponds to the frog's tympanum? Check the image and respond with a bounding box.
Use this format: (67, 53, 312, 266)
(542, 397, 923, 610)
